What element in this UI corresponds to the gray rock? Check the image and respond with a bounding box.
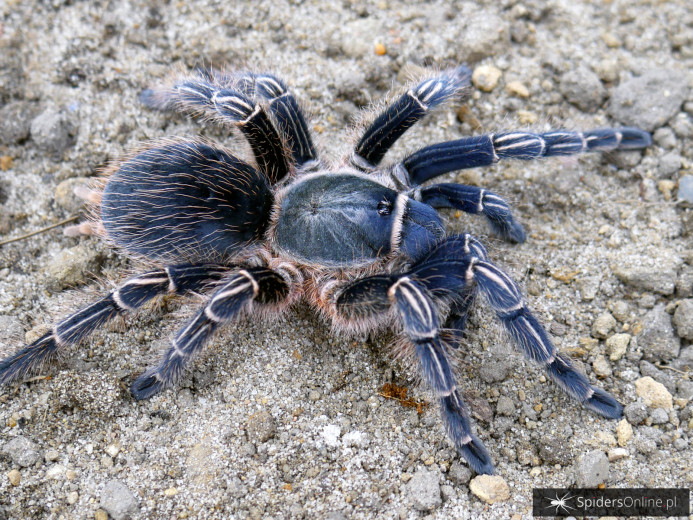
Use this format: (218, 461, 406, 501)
(30, 107, 77, 157)
(672, 345, 693, 371)
(245, 410, 277, 443)
(457, 12, 510, 63)
(608, 69, 690, 131)
(496, 395, 516, 416)
(45, 244, 104, 290)
(100, 480, 139, 520)
(650, 408, 669, 425)
(0, 315, 24, 350)
(624, 400, 648, 425)
(2, 436, 41, 468)
(679, 175, 693, 205)
(671, 114, 693, 138)
(652, 127, 677, 148)
(54, 178, 89, 213)
(673, 299, 693, 339)
(407, 468, 442, 511)
(447, 461, 472, 486)
(574, 450, 610, 487)
(677, 379, 693, 400)
(638, 304, 681, 362)
(538, 437, 571, 466)
(0, 101, 37, 145)
(659, 153, 682, 177)
(592, 312, 616, 339)
(559, 67, 607, 112)
(677, 266, 693, 297)
(479, 359, 510, 383)
(613, 266, 677, 295)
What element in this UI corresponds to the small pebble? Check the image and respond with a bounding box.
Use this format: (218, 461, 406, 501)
(447, 461, 471, 486)
(659, 153, 682, 177)
(94, 510, 108, 520)
(100, 480, 139, 520)
(2, 436, 41, 468)
(574, 450, 609, 487)
(673, 299, 693, 339)
(373, 42, 386, 56)
(322, 425, 341, 448)
(7, 469, 21, 486)
(592, 355, 612, 377)
(505, 80, 529, 98)
(606, 333, 630, 361)
(46, 464, 65, 480)
(680, 176, 693, 205)
(67, 491, 79, 504)
(559, 67, 606, 112)
(30, 107, 77, 157)
(653, 127, 677, 148)
(105, 443, 121, 458)
(650, 408, 669, 424)
(624, 401, 648, 425)
(592, 312, 616, 339)
(407, 468, 442, 511)
(617, 419, 633, 446)
(496, 395, 515, 416)
(164, 487, 178, 497)
(635, 376, 673, 410)
(45, 244, 104, 291)
(472, 65, 502, 92)
(637, 304, 681, 362)
(245, 410, 277, 443)
(469, 475, 510, 504)
(607, 448, 628, 462)
(44, 449, 60, 463)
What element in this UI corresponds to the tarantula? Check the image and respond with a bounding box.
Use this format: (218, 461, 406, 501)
(0, 65, 650, 474)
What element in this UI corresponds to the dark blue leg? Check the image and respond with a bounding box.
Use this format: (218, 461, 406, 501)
(419, 183, 526, 243)
(228, 72, 318, 170)
(0, 265, 229, 386)
(333, 268, 494, 475)
(131, 267, 289, 400)
(399, 127, 651, 186)
(351, 66, 471, 171)
(141, 73, 290, 183)
(410, 236, 624, 420)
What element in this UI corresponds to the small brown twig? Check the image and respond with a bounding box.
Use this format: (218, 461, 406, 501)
(0, 215, 79, 247)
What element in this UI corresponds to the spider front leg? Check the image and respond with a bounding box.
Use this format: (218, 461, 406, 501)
(351, 66, 471, 171)
(329, 268, 494, 475)
(230, 72, 318, 170)
(411, 235, 624, 419)
(141, 72, 290, 183)
(131, 266, 292, 400)
(0, 265, 229, 386)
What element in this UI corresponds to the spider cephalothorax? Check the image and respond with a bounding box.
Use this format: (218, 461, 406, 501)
(0, 66, 651, 474)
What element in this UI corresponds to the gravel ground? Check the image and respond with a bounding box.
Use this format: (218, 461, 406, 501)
(1, 1, 692, 519)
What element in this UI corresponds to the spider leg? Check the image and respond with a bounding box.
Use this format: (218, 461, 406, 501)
(395, 127, 651, 186)
(230, 72, 318, 170)
(351, 66, 471, 171)
(130, 266, 290, 400)
(411, 235, 624, 420)
(141, 74, 289, 183)
(0, 265, 228, 386)
(419, 183, 526, 243)
(332, 266, 494, 475)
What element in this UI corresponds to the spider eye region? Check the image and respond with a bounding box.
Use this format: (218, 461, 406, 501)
(377, 199, 393, 216)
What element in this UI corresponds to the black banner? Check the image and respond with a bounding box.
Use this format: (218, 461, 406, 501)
(533, 488, 690, 517)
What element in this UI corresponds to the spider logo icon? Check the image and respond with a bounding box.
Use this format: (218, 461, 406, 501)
(544, 491, 576, 514)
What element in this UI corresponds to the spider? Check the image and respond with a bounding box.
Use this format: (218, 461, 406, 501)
(0, 65, 651, 475)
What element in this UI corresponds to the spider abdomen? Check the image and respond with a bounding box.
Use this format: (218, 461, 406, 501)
(101, 140, 273, 262)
